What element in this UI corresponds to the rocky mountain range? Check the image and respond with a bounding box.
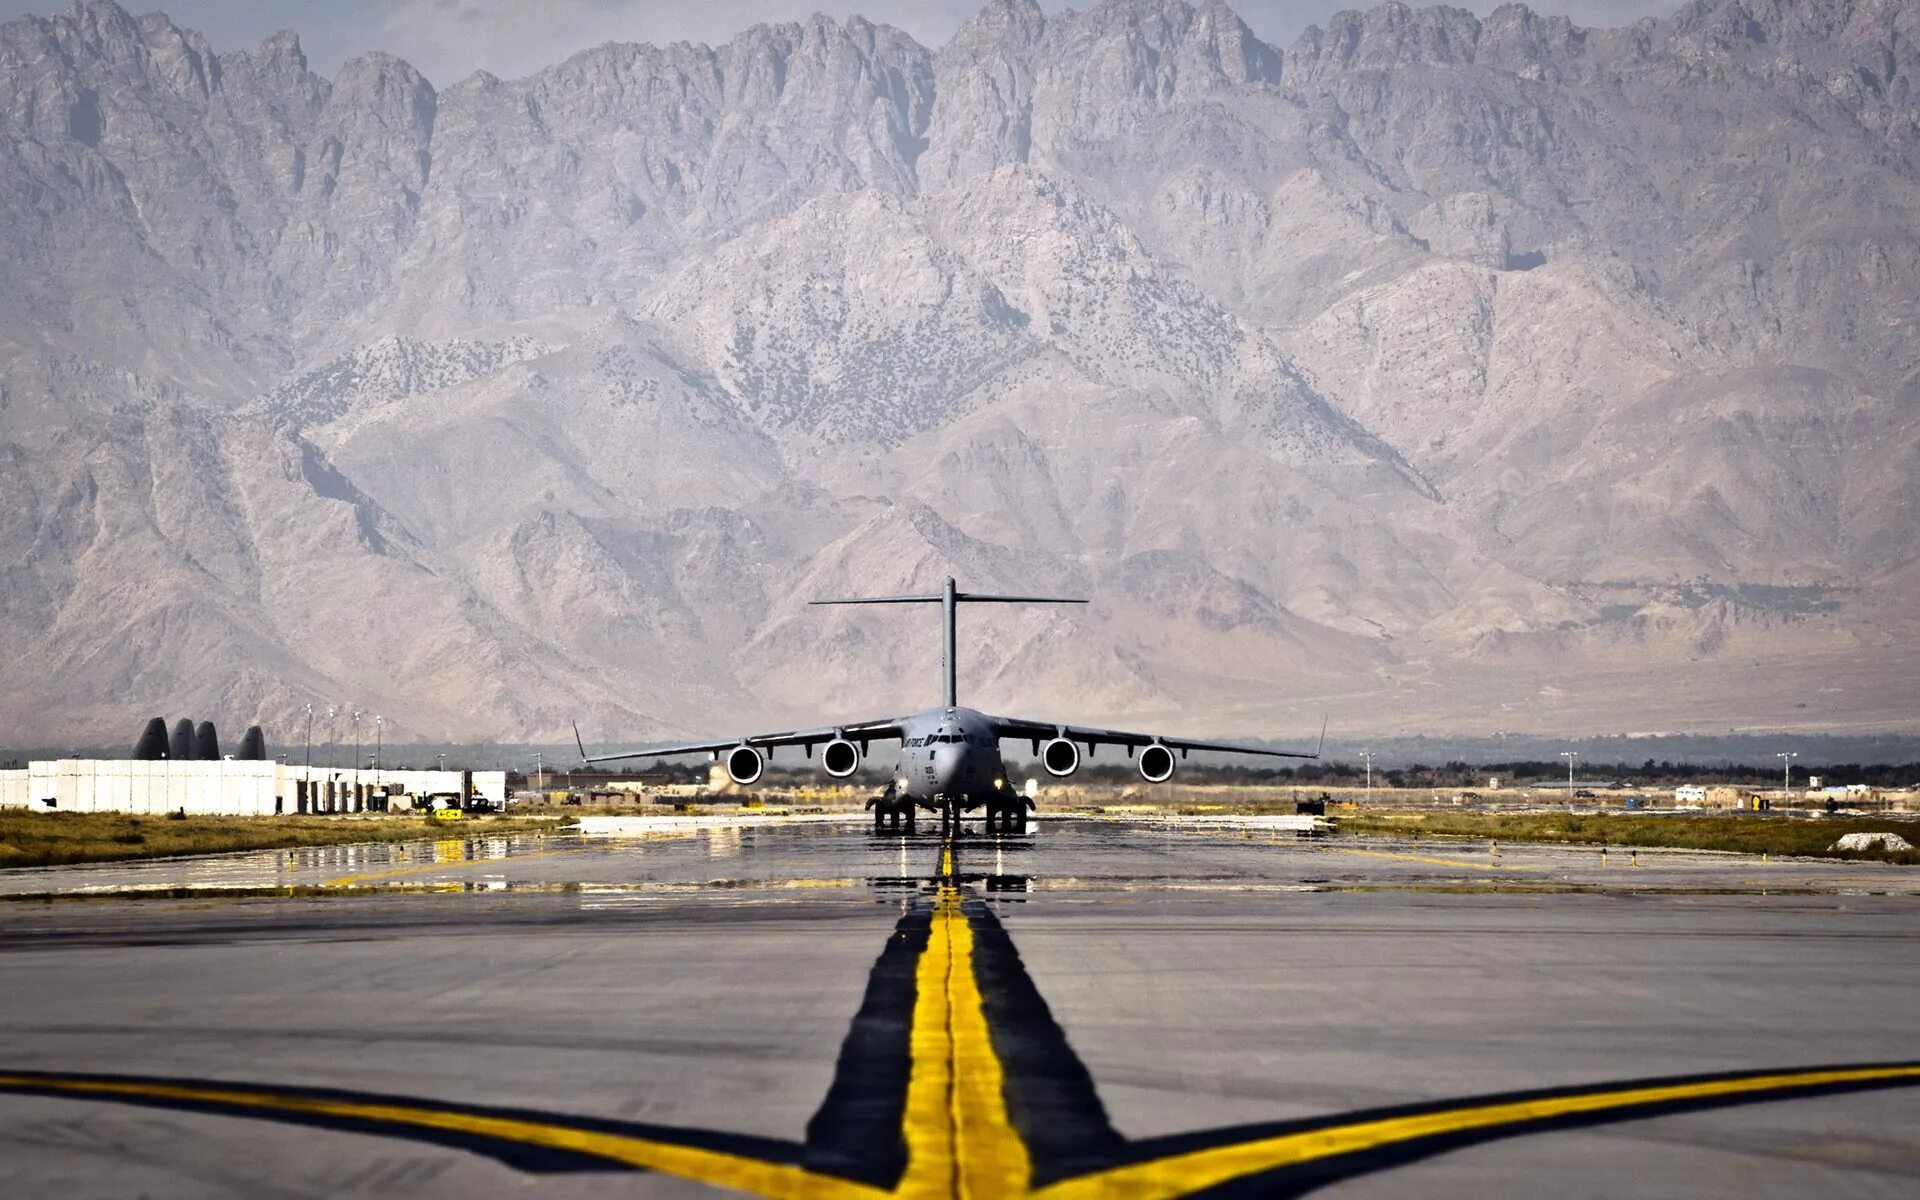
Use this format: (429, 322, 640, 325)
(1, 0, 1915, 747)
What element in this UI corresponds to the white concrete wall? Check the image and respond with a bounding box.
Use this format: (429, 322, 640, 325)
(28, 759, 279, 815)
(7, 761, 506, 816)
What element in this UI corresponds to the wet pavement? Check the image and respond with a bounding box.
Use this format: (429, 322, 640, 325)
(1, 814, 1915, 899)
(0, 819, 1917, 1198)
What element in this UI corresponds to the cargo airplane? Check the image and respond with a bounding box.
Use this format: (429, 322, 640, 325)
(576, 578, 1321, 831)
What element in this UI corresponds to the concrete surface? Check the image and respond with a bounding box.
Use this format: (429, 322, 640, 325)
(0, 820, 1916, 1197)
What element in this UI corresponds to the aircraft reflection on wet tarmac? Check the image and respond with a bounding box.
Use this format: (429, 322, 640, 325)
(865, 825, 1034, 895)
(6, 817, 1920, 902)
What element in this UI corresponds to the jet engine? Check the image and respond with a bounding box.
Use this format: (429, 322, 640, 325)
(1138, 742, 1176, 783)
(1041, 737, 1080, 777)
(821, 738, 861, 779)
(725, 744, 764, 786)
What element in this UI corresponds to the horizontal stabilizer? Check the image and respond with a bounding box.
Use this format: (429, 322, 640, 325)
(811, 577, 1087, 709)
(809, 594, 943, 605)
(948, 593, 1088, 604)
(809, 592, 1086, 606)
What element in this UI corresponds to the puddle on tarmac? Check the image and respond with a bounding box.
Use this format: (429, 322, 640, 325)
(0, 820, 1898, 902)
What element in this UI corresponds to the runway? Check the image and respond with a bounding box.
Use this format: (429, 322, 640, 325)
(2, 819, 1918, 1197)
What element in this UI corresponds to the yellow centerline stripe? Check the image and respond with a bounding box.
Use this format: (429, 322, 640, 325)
(901, 895, 957, 1194)
(0, 1074, 882, 1200)
(948, 894, 1031, 1198)
(895, 887, 1031, 1198)
(1033, 1064, 1920, 1200)
(324, 846, 575, 888)
(1323, 847, 1515, 871)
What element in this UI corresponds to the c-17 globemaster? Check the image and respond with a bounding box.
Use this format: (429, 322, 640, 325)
(576, 578, 1322, 831)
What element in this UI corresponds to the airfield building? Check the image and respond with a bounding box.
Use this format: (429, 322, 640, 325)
(0, 759, 506, 816)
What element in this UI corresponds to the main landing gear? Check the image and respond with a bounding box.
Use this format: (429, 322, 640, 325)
(981, 793, 1033, 835)
(871, 792, 1030, 835)
(869, 784, 917, 834)
(981, 799, 1012, 834)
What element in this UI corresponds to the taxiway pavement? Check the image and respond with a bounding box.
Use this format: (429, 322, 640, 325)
(1, 820, 1916, 1198)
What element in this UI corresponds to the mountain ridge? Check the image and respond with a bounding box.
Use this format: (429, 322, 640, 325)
(0, 0, 1914, 745)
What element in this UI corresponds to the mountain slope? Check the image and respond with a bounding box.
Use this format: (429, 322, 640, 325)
(0, 0, 1914, 745)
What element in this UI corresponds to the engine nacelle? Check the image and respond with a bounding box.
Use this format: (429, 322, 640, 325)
(725, 744, 764, 786)
(821, 738, 861, 779)
(1041, 737, 1080, 778)
(1138, 742, 1176, 783)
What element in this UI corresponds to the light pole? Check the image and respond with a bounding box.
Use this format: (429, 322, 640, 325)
(1778, 751, 1798, 800)
(437, 752, 447, 773)
(303, 703, 313, 777)
(324, 704, 337, 812)
(1560, 751, 1579, 803)
(1360, 750, 1373, 805)
(374, 715, 383, 789)
(535, 751, 544, 792)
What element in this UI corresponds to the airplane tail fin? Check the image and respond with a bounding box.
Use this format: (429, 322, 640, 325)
(811, 577, 1086, 709)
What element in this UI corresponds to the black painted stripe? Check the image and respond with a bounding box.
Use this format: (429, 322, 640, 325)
(0, 1069, 803, 1174)
(801, 901, 931, 1187)
(962, 896, 1126, 1186)
(1091, 1061, 1920, 1198)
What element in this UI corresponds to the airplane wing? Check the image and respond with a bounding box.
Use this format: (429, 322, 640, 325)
(989, 715, 1325, 761)
(574, 716, 909, 766)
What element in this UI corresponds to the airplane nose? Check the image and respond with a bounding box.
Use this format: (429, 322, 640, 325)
(933, 745, 965, 789)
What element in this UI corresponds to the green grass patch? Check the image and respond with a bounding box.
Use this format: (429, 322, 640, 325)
(1333, 810, 1920, 864)
(0, 812, 565, 869)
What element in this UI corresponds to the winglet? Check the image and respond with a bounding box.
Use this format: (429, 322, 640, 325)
(1314, 715, 1328, 759)
(572, 720, 588, 764)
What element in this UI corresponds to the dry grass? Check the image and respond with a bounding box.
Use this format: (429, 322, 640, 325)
(0, 812, 565, 869)
(1334, 810, 1920, 864)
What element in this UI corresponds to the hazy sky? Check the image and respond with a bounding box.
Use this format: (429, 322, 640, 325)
(1, 0, 1684, 86)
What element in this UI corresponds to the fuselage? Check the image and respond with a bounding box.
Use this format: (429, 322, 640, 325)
(889, 706, 1008, 809)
